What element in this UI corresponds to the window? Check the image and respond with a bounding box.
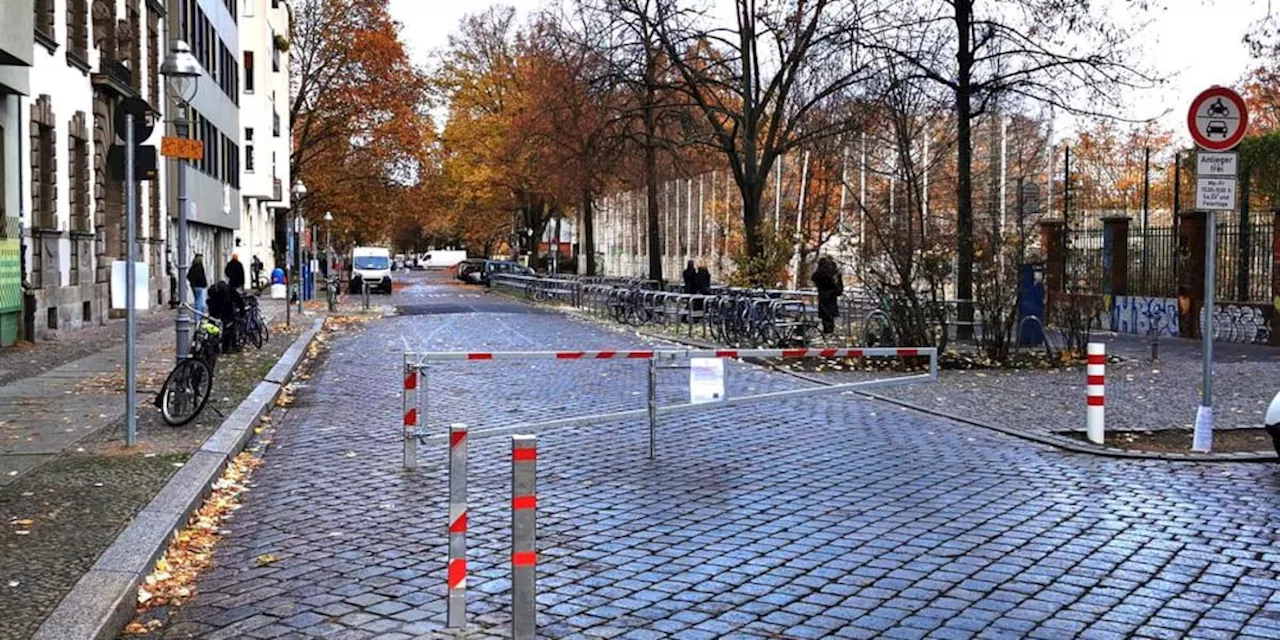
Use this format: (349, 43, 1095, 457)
(244, 51, 254, 93)
(245, 127, 254, 142)
(272, 30, 281, 72)
(273, 110, 280, 137)
(69, 112, 91, 233)
(30, 96, 57, 230)
(34, 0, 54, 44)
(67, 0, 89, 62)
(246, 144, 255, 172)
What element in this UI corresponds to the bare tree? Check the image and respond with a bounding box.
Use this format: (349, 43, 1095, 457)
(642, 0, 877, 283)
(867, 0, 1156, 336)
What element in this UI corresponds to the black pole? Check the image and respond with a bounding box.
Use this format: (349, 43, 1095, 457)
(1172, 151, 1181, 216)
(1062, 145, 1070, 291)
(1238, 167, 1251, 301)
(1142, 147, 1150, 294)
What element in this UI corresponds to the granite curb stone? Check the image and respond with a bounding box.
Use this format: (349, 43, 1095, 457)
(30, 317, 326, 640)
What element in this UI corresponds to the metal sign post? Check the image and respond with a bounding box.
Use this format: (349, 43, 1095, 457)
(124, 117, 138, 447)
(1187, 86, 1249, 453)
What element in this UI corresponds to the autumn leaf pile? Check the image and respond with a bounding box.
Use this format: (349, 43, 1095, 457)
(123, 452, 262, 631)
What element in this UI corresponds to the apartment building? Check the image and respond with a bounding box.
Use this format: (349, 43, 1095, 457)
(236, 0, 290, 274)
(19, 0, 169, 340)
(168, 0, 240, 282)
(0, 1, 34, 346)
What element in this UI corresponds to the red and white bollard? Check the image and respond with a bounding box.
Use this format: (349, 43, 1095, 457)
(403, 359, 420, 469)
(447, 423, 468, 628)
(1087, 343, 1106, 444)
(511, 435, 537, 640)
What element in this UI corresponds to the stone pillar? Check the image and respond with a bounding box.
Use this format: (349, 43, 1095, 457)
(1101, 216, 1130, 297)
(1177, 211, 1207, 339)
(1039, 219, 1066, 311)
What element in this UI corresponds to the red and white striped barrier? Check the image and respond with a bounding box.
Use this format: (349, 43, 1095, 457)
(1087, 343, 1105, 444)
(411, 346, 933, 362)
(446, 423, 468, 628)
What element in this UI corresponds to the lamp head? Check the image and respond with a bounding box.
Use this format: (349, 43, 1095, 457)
(161, 40, 202, 104)
(292, 180, 307, 196)
(323, 212, 334, 222)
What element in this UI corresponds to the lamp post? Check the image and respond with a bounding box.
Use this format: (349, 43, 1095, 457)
(292, 180, 307, 319)
(161, 40, 203, 362)
(323, 211, 334, 274)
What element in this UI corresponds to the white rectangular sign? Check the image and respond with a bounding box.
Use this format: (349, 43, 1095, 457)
(1197, 152, 1238, 177)
(1195, 177, 1237, 211)
(110, 261, 151, 310)
(689, 357, 725, 404)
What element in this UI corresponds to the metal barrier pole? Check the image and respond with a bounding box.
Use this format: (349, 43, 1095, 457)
(1087, 342, 1106, 445)
(403, 359, 419, 469)
(647, 358, 658, 460)
(362, 280, 371, 310)
(447, 423, 469, 627)
(929, 348, 939, 381)
(511, 435, 538, 640)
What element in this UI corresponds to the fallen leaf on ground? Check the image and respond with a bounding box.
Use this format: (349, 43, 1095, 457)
(255, 554, 280, 566)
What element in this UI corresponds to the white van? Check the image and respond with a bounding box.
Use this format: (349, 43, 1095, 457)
(423, 250, 467, 270)
(351, 246, 393, 294)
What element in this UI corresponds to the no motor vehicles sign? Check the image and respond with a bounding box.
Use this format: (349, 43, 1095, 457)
(1187, 87, 1248, 151)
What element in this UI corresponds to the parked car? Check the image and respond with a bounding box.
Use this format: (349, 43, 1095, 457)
(461, 260, 531, 285)
(456, 259, 486, 282)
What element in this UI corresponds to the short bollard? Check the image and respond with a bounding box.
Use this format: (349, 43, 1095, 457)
(403, 360, 419, 469)
(647, 358, 657, 460)
(362, 280, 371, 310)
(1087, 343, 1106, 444)
(511, 435, 537, 640)
(447, 423, 468, 628)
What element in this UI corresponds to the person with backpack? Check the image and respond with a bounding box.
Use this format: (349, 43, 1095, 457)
(188, 254, 209, 315)
(811, 256, 843, 336)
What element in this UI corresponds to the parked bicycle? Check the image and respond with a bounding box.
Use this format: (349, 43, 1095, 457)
(156, 304, 221, 426)
(326, 274, 340, 312)
(239, 293, 269, 350)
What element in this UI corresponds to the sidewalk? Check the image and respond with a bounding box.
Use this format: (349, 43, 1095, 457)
(0, 298, 299, 640)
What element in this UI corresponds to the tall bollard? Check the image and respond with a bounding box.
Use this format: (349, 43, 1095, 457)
(403, 359, 419, 469)
(647, 359, 658, 460)
(511, 435, 538, 640)
(447, 423, 468, 628)
(1087, 343, 1106, 444)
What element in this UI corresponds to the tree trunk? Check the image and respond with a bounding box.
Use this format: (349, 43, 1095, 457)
(954, 0, 975, 339)
(582, 188, 596, 276)
(741, 182, 764, 268)
(644, 91, 663, 282)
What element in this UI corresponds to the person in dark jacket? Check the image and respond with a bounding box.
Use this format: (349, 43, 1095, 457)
(188, 254, 209, 315)
(225, 253, 246, 291)
(682, 260, 697, 294)
(810, 256, 843, 335)
(695, 262, 712, 295)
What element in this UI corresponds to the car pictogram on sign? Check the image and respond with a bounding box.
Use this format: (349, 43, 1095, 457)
(1206, 121, 1229, 137)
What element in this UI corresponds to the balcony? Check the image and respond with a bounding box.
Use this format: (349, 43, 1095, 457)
(273, 178, 282, 203)
(92, 55, 137, 98)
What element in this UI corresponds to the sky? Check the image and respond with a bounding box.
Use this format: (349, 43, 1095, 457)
(392, 0, 1271, 142)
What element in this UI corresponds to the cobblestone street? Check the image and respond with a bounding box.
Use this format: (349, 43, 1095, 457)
(146, 272, 1280, 640)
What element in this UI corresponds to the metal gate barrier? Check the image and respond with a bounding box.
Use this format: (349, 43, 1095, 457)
(401, 346, 938, 469)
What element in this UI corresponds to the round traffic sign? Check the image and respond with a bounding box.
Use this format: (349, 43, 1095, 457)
(1187, 86, 1248, 151)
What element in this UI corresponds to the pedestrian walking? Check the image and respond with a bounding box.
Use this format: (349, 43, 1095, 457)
(682, 260, 698, 294)
(251, 255, 264, 290)
(225, 253, 246, 291)
(811, 256, 843, 336)
(188, 253, 209, 315)
(695, 261, 712, 295)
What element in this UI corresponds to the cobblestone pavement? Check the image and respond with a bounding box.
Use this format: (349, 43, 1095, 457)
(150, 273, 1280, 640)
(789, 331, 1280, 443)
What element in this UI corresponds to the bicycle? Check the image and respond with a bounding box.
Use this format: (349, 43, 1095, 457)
(240, 293, 269, 349)
(326, 274, 340, 312)
(156, 304, 222, 426)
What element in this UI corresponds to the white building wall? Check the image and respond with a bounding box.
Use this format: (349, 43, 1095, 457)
(237, 0, 290, 273)
(19, 0, 168, 338)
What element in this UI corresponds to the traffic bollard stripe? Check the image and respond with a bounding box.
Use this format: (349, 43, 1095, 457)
(513, 495, 537, 510)
(1088, 396, 1105, 406)
(1087, 354, 1106, 365)
(448, 558, 467, 589)
(449, 512, 467, 533)
(403, 409, 417, 427)
(1087, 375, 1105, 386)
(450, 431, 467, 448)
(512, 552, 537, 567)
(513, 448, 537, 461)
(404, 373, 417, 390)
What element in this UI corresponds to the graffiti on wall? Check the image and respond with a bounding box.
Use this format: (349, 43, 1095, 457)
(1207, 303, 1273, 344)
(1110, 296, 1180, 338)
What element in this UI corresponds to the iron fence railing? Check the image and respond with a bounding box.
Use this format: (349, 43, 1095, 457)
(1216, 221, 1274, 303)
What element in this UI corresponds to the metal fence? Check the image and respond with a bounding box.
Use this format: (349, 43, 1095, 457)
(1216, 221, 1275, 303)
(1128, 227, 1180, 298)
(1065, 228, 1105, 286)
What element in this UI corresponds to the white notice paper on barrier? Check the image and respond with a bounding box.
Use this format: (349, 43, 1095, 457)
(689, 357, 725, 404)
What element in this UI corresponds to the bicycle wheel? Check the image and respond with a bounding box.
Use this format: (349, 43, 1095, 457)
(160, 359, 213, 426)
(248, 316, 265, 349)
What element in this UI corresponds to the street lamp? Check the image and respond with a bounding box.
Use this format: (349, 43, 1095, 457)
(161, 40, 202, 362)
(292, 180, 308, 320)
(323, 211, 334, 275)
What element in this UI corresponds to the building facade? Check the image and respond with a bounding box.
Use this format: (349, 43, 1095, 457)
(236, 0, 289, 276)
(18, 0, 169, 341)
(168, 0, 240, 285)
(0, 1, 34, 346)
